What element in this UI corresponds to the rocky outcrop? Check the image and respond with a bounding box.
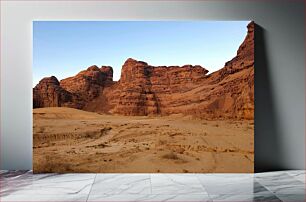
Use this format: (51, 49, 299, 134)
(205, 21, 254, 119)
(210, 21, 254, 83)
(108, 58, 209, 115)
(33, 21, 254, 120)
(60, 65, 114, 102)
(100, 66, 113, 82)
(33, 76, 83, 109)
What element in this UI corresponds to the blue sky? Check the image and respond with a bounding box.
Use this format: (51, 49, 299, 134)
(33, 21, 250, 86)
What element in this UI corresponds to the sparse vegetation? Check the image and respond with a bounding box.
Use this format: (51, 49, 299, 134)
(162, 151, 179, 160)
(33, 108, 254, 173)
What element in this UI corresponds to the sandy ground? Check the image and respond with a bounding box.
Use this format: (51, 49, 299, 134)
(33, 107, 254, 173)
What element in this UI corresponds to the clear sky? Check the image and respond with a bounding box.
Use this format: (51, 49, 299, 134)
(33, 21, 250, 86)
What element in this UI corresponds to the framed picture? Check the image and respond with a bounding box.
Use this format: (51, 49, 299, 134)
(33, 21, 254, 173)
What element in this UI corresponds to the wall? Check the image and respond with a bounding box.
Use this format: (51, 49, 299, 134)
(1, 0, 304, 171)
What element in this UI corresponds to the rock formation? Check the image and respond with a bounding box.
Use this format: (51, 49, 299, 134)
(105, 58, 209, 116)
(33, 76, 83, 109)
(33, 21, 254, 120)
(60, 65, 114, 102)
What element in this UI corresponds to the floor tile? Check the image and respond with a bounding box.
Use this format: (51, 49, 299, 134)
(252, 194, 283, 202)
(88, 194, 146, 202)
(0, 194, 88, 202)
(151, 174, 207, 195)
(275, 194, 306, 202)
(255, 171, 296, 180)
(197, 173, 257, 195)
(256, 173, 305, 195)
(142, 194, 211, 202)
(90, 174, 151, 195)
(1, 173, 96, 196)
(210, 194, 282, 202)
(1, 170, 305, 202)
(88, 194, 211, 202)
(0, 170, 32, 181)
(286, 170, 306, 183)
(1, 171, 50, 196)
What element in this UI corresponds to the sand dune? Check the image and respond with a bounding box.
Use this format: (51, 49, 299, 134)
(33, 107, 254, 173)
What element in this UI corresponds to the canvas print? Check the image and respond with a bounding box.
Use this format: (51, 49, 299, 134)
(33, 21, 254, 173)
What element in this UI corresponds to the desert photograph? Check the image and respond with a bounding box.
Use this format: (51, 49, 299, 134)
(33, 21, 254, 173)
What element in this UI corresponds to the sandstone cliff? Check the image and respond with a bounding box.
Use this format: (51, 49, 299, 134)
(33, 76, 83, 109)
(33, 21, 254, 120)
(60, 65, 114, 101)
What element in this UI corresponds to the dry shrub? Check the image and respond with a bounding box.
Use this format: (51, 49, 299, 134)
(162, 151, 179, 160)
(157, 139, 167, 145)
(37, 126, 46, 133)
(175, 147, 185, 154)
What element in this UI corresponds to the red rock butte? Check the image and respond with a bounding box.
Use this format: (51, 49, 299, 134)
(33, 22, 254, 120)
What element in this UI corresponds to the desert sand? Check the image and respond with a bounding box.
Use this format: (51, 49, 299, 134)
(33, 107, 254, 173)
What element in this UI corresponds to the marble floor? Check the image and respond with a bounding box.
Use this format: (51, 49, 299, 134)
(0, 170, 305, 202)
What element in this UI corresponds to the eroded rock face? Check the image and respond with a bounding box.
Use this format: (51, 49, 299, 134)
(213, 21, 254, 82)
(206, 21, 254, 119)
(60, 65, 114, 102)
(33, 22, 254, 120)
(100, 66, 113, 83)
(33, 76, 82, 109)
(109, 58, 209, 115)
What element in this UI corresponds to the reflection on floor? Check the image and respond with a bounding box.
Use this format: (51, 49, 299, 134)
(0, 170, 305, 201)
